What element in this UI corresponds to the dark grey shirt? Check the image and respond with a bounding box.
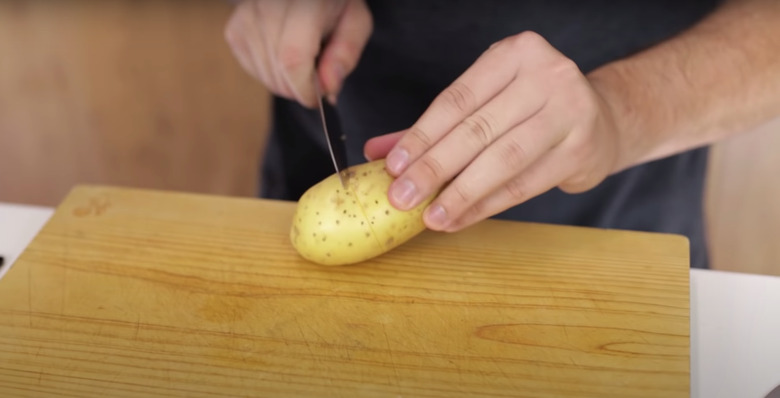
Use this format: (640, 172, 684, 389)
(261, 0, 723, 268)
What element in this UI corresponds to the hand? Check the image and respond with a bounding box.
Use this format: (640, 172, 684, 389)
(224, 0, 373, 107)
(364, 32, 628, 232)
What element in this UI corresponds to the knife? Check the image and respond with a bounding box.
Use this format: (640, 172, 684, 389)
(313, 75, 349, 188)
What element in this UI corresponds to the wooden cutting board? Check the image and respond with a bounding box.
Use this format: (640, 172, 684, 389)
(0, 185, 690, 397)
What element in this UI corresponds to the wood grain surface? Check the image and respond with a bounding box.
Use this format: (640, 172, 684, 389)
(0, 186, 690, 397)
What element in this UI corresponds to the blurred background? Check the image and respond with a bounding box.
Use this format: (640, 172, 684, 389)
(0, 0, 778, 276)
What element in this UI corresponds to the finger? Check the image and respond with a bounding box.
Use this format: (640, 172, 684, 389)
(383, 39, 523, 177)
(364, 131, 404, 161)
(388, 76, 549, 211)
(421, 110, 567, 230)
(225, 25, 261, 81)
(276, 0, 334, 107)
(443, 149, 576, 232)
(224, 3, 267, 84)
(317, 0, 373, 101)
(240, 1, 289, 96)
(256, 0, 297, 99)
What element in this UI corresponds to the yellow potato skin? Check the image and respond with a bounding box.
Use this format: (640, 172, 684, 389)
(290, 160, 432, 266)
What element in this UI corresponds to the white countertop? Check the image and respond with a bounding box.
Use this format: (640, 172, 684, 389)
(1, 202, 779, 397)
(0, 202, 55, 280)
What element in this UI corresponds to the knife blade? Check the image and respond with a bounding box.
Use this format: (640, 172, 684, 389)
(313, 76, 349, 188)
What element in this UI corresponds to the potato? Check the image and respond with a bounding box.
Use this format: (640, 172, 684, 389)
(290, 159, 433, 266)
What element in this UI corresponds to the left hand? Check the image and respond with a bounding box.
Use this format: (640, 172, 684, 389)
(364, 31, 628, 232)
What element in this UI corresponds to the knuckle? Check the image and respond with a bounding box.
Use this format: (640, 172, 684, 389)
(545, 58, 582, 92)
(510, 30, 545, 50)
(441, 82, 476, 114)
(223, 23, 238, 45)
(330, 41, 361, 71)
(553, 57, 581, 77)
(449, 181, 473, 205)
(497, 138, 529, 169)
(417, 155, 446, 181)
(277, 46, 307, 73)
(354, 0, 374, 30)
(224, 12, 244, 45)
(462, 113, 497, 147)
(504, 177, 529, 202)
(408, 126, 434, 148)
(456, 202, 484, 229)
(466, 200, 484, 220)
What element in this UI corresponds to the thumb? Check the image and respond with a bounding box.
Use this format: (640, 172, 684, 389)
(318, 0, 373, 102)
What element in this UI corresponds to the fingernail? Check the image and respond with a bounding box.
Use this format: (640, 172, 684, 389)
(390, 178, 417, 210)
(364, 151, 374, 162)
(424, 204, 449, 230)
(386, 148, 409, 175)
(327, 93, 338, 105)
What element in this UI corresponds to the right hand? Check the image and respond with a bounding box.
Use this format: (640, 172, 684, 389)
(224, 0, 373, 107)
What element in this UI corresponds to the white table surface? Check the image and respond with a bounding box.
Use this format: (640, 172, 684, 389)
(1, 202, 779, 398)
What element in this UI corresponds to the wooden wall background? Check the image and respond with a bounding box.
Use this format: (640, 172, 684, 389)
(705, 119, 780, 276)
(0, 0, 269, 204)
(1, 0, 778, 276)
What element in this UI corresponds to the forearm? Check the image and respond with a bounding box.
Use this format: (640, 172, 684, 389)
(588, 0, 780, 171)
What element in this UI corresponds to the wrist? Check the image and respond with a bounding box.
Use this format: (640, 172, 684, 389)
(587, 62, 661, 173)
